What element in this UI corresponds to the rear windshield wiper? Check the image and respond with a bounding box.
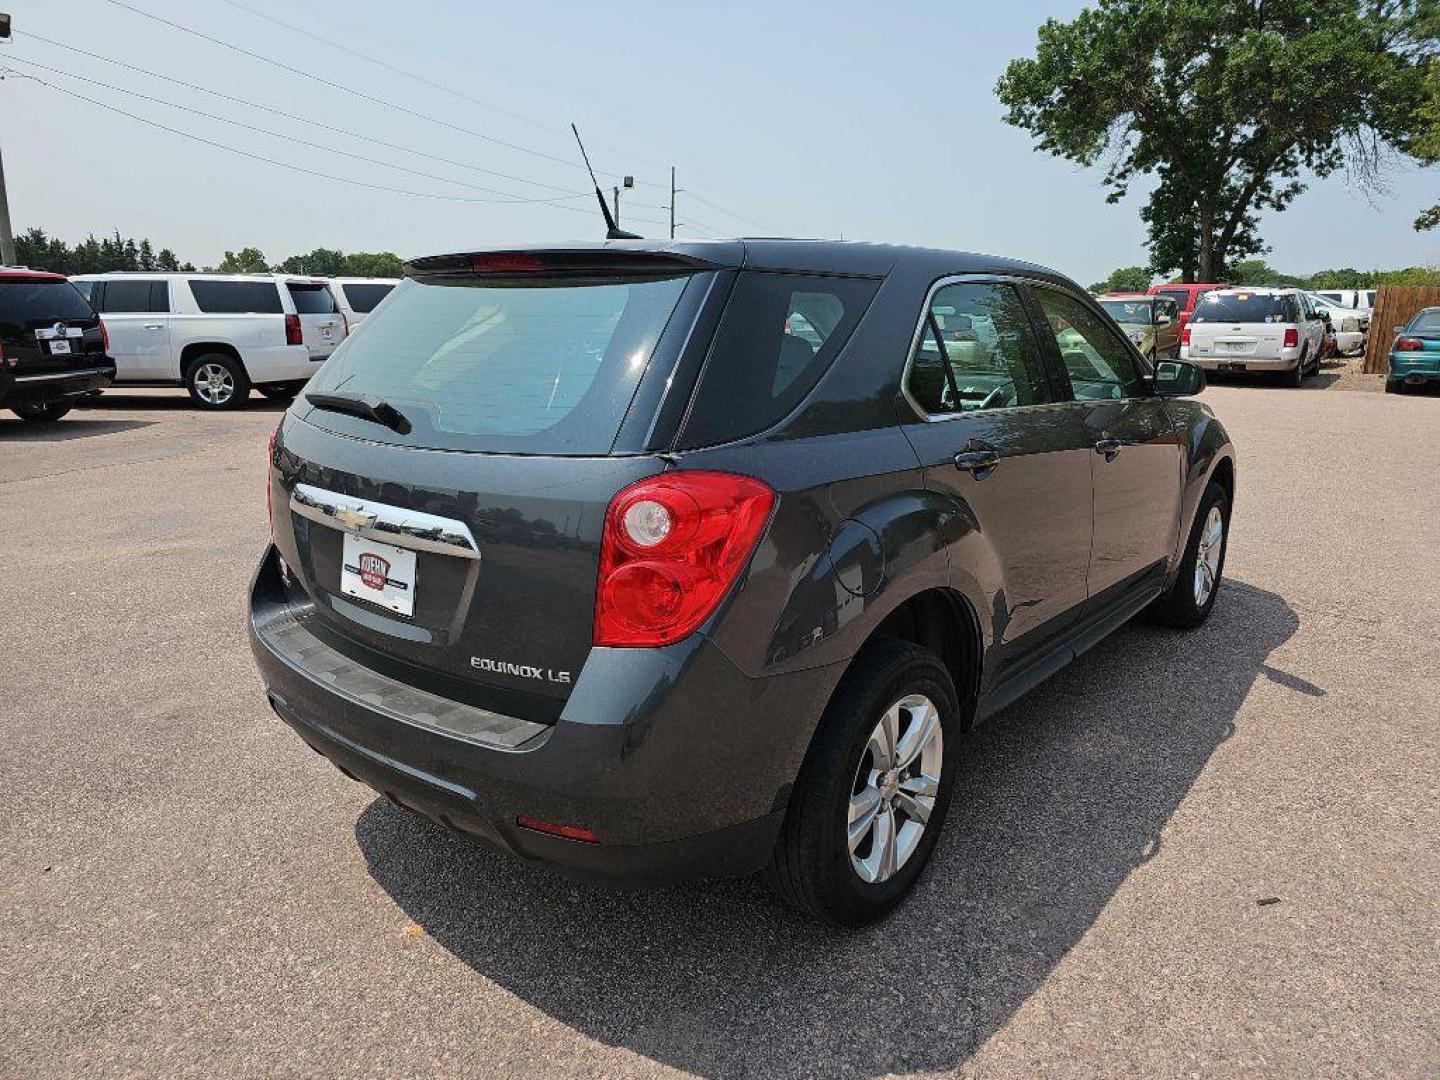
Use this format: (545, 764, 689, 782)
(305, 391, 413, 435)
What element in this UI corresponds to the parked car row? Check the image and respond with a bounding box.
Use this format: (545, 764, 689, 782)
(70, 273, 397, 409)
(0, 268, 116, 422)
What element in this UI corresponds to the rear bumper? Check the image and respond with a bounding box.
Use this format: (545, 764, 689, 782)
(1387, 366, 1440, 386)
(0, 362, 116, 407)
(244, 344, 321, 385)
(248, 545, 834, 884)
(1187, 354, 1299, 372)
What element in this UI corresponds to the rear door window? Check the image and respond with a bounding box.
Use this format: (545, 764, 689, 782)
(287, 283, 337, 314)
(1193, 293, 1290, 323)
(302, 273, 696, 454)
(677, 272, 878, 448)
(96, 279, 166, 313)
(906, 282, 1052, 414)
(1156, 288, 1190, 310)
(189, 279, 284, 314)
(341, 282, 394, 313)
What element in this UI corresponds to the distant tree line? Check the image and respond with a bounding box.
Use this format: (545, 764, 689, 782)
(13, 228, 404, 279)
(1090, 262, 1440, 293)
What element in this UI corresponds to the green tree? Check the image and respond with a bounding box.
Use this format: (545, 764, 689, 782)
(156, 248, 180, 271)
(1088, 265, 1154, 293)
(341, 251, 404, 277)
(1414, 60, 1440, 229)
(998, 0, 1438, 281)
(216, 247, 271, 274)
(277, 247, 347, 276)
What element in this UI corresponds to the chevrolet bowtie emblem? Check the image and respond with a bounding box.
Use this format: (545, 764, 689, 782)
(333, 505, 378, 531)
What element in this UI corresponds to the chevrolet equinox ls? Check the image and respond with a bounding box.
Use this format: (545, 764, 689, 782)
(250, 241, 1235, 926)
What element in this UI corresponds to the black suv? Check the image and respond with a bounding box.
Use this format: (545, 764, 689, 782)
(250, 241, 1234, 925)
(0, 269, 115, 422)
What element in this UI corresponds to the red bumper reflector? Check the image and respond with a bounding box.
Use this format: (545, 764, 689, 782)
(516, 816, 599, 843)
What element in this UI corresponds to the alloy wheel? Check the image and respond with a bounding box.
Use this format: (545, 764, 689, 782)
(1193, 505, 1225, 606)
(848, 693, 943, 884)
(194, 362, 235, 406)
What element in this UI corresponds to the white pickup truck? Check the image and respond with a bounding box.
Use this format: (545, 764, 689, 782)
(71, 273, 348, 409)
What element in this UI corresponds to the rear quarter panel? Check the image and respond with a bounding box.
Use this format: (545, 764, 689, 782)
(1167, 399, 1235, 574)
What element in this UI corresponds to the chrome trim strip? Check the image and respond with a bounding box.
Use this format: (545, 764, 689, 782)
(289, 483, 481, 560)
(13, 367, 112, 383)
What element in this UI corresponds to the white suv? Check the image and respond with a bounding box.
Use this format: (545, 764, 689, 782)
(1181, 287, 1326, 387)
(327, 277, 398, 327)
(70, 273, 348, 409)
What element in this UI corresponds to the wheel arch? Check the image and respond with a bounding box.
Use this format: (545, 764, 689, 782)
(180, 342, 247, 381)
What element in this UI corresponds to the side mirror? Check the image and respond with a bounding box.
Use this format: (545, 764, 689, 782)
(1154, 312, 1173, 327)
(1153, 359, 1206, 397)
(1394, 325, 1405, 334)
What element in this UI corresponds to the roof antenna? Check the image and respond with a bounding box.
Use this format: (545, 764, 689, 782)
(571, 123, 641, 240)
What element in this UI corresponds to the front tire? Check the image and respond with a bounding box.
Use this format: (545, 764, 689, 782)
(185, 353, 251, 410)
(10, 402, 74, 423)
(1149, 480, 1229, 629)
(765, 639, 961, 927)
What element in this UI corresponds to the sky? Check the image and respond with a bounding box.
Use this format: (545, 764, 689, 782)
(1, 0, 1436, 284)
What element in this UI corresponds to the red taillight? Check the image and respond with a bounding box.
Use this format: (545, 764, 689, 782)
(285, 313, 303, 346)
(516, 816, 599, 843)
(1283, 328, 1299, 348)
(100, 319, 110, 353)
(595, 471, 775, 647)
(1395, 337, 1425, 351)
(1181, 326, 1192, 346)
(473, 253, 546, 274)
(265, 425, 278, 532)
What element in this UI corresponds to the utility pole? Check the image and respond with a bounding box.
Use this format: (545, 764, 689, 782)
(669, 167, 676, 239)
(0, 12, 13, 266)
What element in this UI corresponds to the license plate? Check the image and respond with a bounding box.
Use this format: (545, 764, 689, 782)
(1219, 341, 1247, 353)
(341, 534, 416, 617)
(49, 340, 71, 355)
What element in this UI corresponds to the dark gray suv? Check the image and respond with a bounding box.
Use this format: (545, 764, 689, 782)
(250, 241, 1234, 925)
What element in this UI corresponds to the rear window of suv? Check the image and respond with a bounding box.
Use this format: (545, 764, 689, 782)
(287, 283, 337, 314)
(302, 273, 695, 454)
(0, 280, 95, 322)
(1193, 293, 1293, 323)
(189, 279, 284, 314)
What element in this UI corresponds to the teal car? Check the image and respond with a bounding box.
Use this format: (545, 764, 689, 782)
(1387, 307, 1440, 394)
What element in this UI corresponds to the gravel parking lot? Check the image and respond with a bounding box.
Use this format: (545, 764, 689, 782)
(2, 385, 1436, 1079)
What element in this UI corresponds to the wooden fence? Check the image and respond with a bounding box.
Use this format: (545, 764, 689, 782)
(1363, 285, 1440, 373)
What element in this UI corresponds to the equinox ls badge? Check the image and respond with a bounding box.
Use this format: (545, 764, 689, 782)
(472, 657, 572, 684)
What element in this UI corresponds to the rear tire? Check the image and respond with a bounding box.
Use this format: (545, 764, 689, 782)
(1385, 380, 1402, 395)
(185, 353, 251, 410)
(1286, 349, 1307, 387)
(1149, 481, 1229, 629)
(765, 639, 961, 927)
(10, 402, 73, 423)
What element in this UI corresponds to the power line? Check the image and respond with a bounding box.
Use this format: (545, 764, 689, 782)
(3, 53, 593, 205)
(101, 0, 774, 232)
(3, 65, 672, 224)
(99, 0, 667, 188)
(19, 31, 590, 198)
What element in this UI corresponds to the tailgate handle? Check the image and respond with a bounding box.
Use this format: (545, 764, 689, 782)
(289, 484, 481, 560)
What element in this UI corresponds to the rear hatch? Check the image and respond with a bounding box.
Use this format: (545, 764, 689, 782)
(284, 279, 347, 358)
(269, 251, 722, 722)
(1189, 292, 1293, 359)
(0, 275, 107, 377)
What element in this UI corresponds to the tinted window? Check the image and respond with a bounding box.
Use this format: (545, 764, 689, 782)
(97, 278, 165, 313)
(1034, 288, 1147, 400)
(287, 282, 337, 314)
(1193, 293, 1291, 323)
(1408, 310, 1440, 333)
(0, 280, 95, 323)
(1099, 298, 1155, 324)
(678, 272, 878, 448)
(72, 280, 95, 301)
(906, 282, 1051, 414)
(189, 279, 283, 314)
(1316, 292, 1344, 306)
(1156, 288, 1190, 309)
(304, 273, 694, 454)
(341, 282, 394, 313)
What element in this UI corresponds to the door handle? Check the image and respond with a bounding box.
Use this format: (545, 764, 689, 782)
(1094, 437, 1124, 462)
(143, 324, 163, 330)
(953, 441, 1001, 480)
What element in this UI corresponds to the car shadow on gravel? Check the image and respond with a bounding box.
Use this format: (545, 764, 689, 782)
(0, 417, 154, 441)
(76, 392, 288, 412)
(356, 578, 1300, 1079)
